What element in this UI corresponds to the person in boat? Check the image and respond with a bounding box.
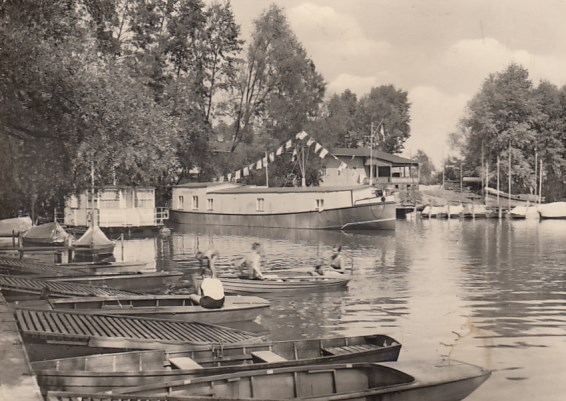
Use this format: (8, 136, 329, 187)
(195, 248, 220, 277)
(236, 242, 264, 280)
(311, 245, 346, 276)
(189, 266, 225, 309)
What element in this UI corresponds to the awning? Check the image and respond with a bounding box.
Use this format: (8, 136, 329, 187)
(364, 158, 392, 167)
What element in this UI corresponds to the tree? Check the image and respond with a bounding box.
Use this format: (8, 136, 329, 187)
(413, 150, 435, 184)
(354, 85, 411, 153)
(229, 4, 325, 150)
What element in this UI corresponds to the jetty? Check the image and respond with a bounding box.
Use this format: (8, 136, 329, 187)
(0, 292, 43, 401)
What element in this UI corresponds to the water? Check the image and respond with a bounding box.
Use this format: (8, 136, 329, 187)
(119, 219, 566, 401)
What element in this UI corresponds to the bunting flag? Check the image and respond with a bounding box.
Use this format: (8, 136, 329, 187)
(249, 163, 255, 171)
(306, 138, 315, 147)
(262, 156, 268, 165)
(338, 161, 348, 172)
(256, 159, 262, 170)
(314, 143, 322, 153)
(379, 124, 385, 143)
(285, 139, 293, 149)
(227, 173, 232, 182)
(235, 170, 241, 180)
(319, 149, 329, 159)
(243, 166, 250, 176)
(276, 146, 284, 156)
(292, 148, 298, 161)
(269, 152, 275, 162)
(296, 131, 308, 140)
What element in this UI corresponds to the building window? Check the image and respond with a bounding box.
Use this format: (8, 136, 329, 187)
(178, 196, 184, 210)
(207, 198, 213, 211)
(192, 196, 199, 210)
(316, 199, 324, 211)
(257, 198, 264, 212)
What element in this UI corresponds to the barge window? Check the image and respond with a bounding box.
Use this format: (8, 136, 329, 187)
(192, 196, 199, 210)
(257, 198, 264, 212)
(316, 199, 324, 211)
(178, 196, 184, 210)
(207, 199, 213, 211)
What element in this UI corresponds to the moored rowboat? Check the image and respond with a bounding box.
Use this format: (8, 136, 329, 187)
(221, 275, 350, 294)
(45, 271, 184, 292)
(33, 334, 401, 393)
(42, 294, 270, 324)
(48, 359, 489, 401)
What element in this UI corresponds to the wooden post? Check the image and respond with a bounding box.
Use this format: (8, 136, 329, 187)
(121, 233, 124, 261)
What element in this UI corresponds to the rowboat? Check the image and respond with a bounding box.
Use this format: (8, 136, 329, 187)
(42, 294, 270, 324)
(32, 334, 401, 393)
(0, 257, 80, 277)
(16, 308, 264, 362)
(220, 275, 350, 294)
(0, 274, 139, 301)
(47, 360, 490, 401)
(45, 271, 184, 292)
(56, 261, 150, 275)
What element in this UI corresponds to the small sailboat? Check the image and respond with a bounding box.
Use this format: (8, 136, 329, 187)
(73, 225, 115, 261)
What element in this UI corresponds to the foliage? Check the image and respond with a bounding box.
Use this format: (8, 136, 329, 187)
(453, 63, 566, 200)
(413, 150, 436, 184)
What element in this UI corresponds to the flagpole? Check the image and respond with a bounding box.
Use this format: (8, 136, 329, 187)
(369, 122, 373, 186)
(265, 151, 269, 187)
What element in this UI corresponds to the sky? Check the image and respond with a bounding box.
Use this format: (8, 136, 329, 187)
(226, 0, 566, 168)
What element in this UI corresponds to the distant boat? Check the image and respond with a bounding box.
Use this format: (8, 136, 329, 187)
(169, 183, 396, 230)
(73, 225, 115, 260)
(93, 360, 490, 401)
(537, 202, 566, 219)
(449, 204, 464, 218)
(21, 222, 72, 246)
(33, 333, 401, 393)
(508, 204, 539, 219)
(461, 203, 488, 219)
(0, 216, 32, 237)
(485, 187, 542, 203)
(221, 275, 350, 294)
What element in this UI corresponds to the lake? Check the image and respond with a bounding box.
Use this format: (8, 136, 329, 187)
(118, 218, 566, 401)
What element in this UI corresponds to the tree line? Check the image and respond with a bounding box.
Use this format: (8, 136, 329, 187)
(0, 0, 413, 219)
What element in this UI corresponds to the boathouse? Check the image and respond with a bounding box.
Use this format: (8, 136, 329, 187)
(319, 148, 419, 190)
(63, 186, 168, 231)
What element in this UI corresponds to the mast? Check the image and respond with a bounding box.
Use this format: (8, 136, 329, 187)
(369, 122, 373, 186)
(508, 140, 512, 212)
(265, 151, 269, 187)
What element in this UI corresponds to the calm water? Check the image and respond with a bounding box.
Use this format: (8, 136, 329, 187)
(120, 218, 566, 401)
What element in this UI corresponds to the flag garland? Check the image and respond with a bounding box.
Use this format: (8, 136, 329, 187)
(219, 131, 347, 182)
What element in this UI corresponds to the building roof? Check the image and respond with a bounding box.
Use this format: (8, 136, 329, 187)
(210, 185, 371, 194)
(332, 148, 418, 165)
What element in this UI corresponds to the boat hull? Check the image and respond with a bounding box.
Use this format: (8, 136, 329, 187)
(170, 201, 396, 230)
(221, 276, 350, 294)
(45, 271, 183, 292)
(34, 334, 401, 394)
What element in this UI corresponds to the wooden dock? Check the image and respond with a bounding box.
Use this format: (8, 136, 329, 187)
(0, 292, 43, 401)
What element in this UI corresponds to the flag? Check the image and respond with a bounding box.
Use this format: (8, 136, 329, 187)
(285, 139, 293, 149)
(269, 152, 275, 162)
(296, 131, 308, 140)
(338, 162, 348, 172)
(319, 149, 329, 159)
(292, 148, 298, 161)
(379, 124, 385, 143)
(256, 159, 262, 170)
(276, 146, 284, 156)
(262, 156, 268, 165)
(306, 138, 315, 147)
(314, 143, 322, 153)
(249, 163, 255, 171)
(243, 167, 249, 176)
(227, 173, 232, 182)
(235, 170, 241, 180)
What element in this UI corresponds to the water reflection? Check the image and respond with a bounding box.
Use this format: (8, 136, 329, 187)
(117, 218, 566, 400)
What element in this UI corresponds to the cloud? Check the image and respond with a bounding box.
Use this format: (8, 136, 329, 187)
(403, 86, 470, 168)
(327, 73, 395, 95)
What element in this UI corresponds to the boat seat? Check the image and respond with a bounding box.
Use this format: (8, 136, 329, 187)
(169, 357, 203, 370)
(321, 344, 382, 356)
(251, 351, 288, 363)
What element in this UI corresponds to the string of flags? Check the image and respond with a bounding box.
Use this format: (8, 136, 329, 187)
(218, 131, 348, 183)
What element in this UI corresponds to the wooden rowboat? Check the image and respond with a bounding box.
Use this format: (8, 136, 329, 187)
(55, 261, 150, 275)
(46, 360, 490, 401)
(16, 308, 265, 362)
(221, 275, 350, 294)
(32, 334, 401, 393)
(0, 274, 139, 301)
(45, 271, 184, 292)
(40, 294, 270, 324)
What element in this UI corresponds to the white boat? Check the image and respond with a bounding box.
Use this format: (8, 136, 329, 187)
(462, 203, 488, 218)
(537, 202, 566, 219)
(169, 183, 396, 230)
(448, 204, 464, 218)
(508, 204, 539, 219)
(0, 216, 32, 237)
